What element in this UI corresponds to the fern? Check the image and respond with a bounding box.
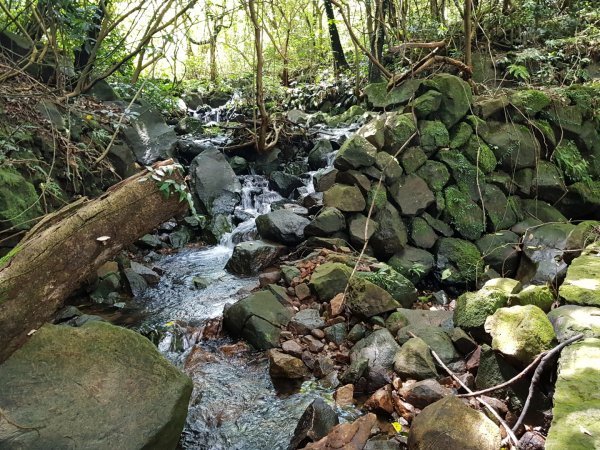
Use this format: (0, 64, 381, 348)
(507, 64, 530, 82)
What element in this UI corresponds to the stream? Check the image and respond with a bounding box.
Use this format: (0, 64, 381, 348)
(132, 121, 359, 449)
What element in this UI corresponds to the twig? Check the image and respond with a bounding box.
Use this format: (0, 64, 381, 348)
(511, 333, 585, 434)
(458, 351, 546, 398)
(388, 40, 446, 54)
(408, 331, 519, 447)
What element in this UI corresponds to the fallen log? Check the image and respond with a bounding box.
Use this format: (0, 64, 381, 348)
(0, 160, 188, 363)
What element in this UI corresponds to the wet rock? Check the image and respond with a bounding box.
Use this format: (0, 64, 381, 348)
(351, 329, 400, 388)
(270, 171, 305, 197)
(485, 305, 556, 364)
(393, 337, 438, 380)
(371, 202, 409, 259)
(314, 168, 339, 192)
(407, 396, 501, 450)
(256, 210, 310, 245)
(400, 379, 452, 409)
(365, 266, 418, 309)
(226, 240, 287, 275)
(323, 184, 366, 212)
(124, 268, 148, 297)
(289, 309, 326, 335)
(223, 290, 293, 350)
(324, 323, 347, 345)
(547, 305, 600, 342)
(347, 277, 402, 318)
(302, 413, 377, 450)
(388, 246, 434, 284)
(309, 262, 352, 301)
(308, 140, 334, 170)
(364, 384, 395, 414)
(545, 338, 600, 450)
(559, 243, 600, 306)
(0, 322, 192, 449)
(390, 174, 435, 216)
(435, 238, 484, 286)
(348, 214, 379, 247)
(269, 349, 310, 379)
(476, 231, 520, 278)
(334, 135, 377, 170)
(334, 384, 355, 406)
(289, 398, 339, 450)
(305, 207, 346, 237)
(192, 276, 211, 289)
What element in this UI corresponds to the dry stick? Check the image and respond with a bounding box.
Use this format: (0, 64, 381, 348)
(458, 351, 546, 398)
(511, 333, 585, 434)
(408, 330, 519, 447)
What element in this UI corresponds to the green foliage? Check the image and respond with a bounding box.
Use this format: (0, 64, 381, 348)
(507, 64, 530, 82)
(552, 140, 592, 184)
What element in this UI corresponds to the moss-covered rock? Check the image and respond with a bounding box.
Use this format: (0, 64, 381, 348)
(558, 181, 600, 221)
(374, 151, 403, 185)
(323, 184, 366, 212)
(410, 217, 438, 249)
(435, 237, 484, 286)
(412, 90, 443, 118)
(437, 150, 484, 201)
(393, 337, 438, 380)
(357, 116, 386, 150)
(559, 243, 600, 306)
(509, 89, 551, 116)
(426, 73, 473, 128)
(348, 214, 379, 247)
(334, 134, 377, 170)
(309, 262, 353, 301)
(364, 80, 421, 109)
(0, 167, 42, 232)
(390, 174, 435, 216)
(552, 139, 592, 184)
(511, 284, 554, 312)
(388, 245, 435, 284)
(419, 120, 450, 153)
(383, 112, 417, 153)
(479, 121, 540, 171)
(449, 121, 473, 149)
(454, 288, 509, 334)
(548, 305, 600, 342)
(443, 186, 485, 240)
(371, 202, 408, 259)
(365, 265, 418, 309)
(482, 184, 519, 231)
(347, 276, 401, 317)
(532, 161, 567, 203)
(521, 199, 568, 223)
(485, 305, 556, 364)
(305, 207, 347, 237)
(476, 230, 521, 277)
(416, 160, 450, 192)
(366, 184, 388, 214)
(462, 135, 497, 174)
(399, 146, 428, 174)
(546, 338, 600, 450)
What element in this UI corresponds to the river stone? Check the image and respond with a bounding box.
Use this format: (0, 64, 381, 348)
(365, 266, 418, 309)
(476, 231, 520, 277)
(371, 202, 408, 259)
(0, 322, 192, 450)
(314, 168, 339, 192)
(520, 222, 576, 285)
(419, 120, 450, 153)
(559, 243, 600, 306)
(350, 329, 400, 388)
(225, 240, 286, 275)
(401, 379, 452, 410)
(364, 80, 421, 109)
(485, 305, 556, 364)
(268, 349, 310, 379)
(426, 73, 473, 128)
(511, 284, 554, 312)
(410, 217, 438, 249)
(482, 184, 518, 231)
(288, 398, 339, 449)
(546, 338, 600, 450)
(223, 290, 293, 350)
(334, 135, 377, 170)
(289, 309, 326, 335)
(548, 305, 600, 342)
(435, 238, 484, 286)
(416, 160, 451, 192)
(479, 121, 540, 171)
(324, 323, 347, 345)
(454, 287, 509, 336)
(394, 337, 438, 380)
(462, 135, 497, 174)
(374, 151, 403, 185)
(532, 161, 567, 203)
(269, 171, 304, 198)
(256, 210, 310, 245)
(308, 139, 334, 170)
(390, 174, 435, 216)
(0, 167, 43, 232)
(336, 170, 371, 193)
(190, 148, 241, 219)
(305, 207, 346, 237)
(400, 146, 428, 174)
(348, 214, 378, 247)
(347, 277, 401, 318)
(309, 262, 352, 301)
(388, 245, 434, 284)
(413, 90, 443, 118)
(357, 116, 385, 149)
(422, 212, 453, 237)
(397, 325, 460, 364)
(323, 184, 366, 212)
(302, 413, 377, 450)
(385, 309, 453, 336)
(383, 112, 417, 153)
(407, 396, 501, 450)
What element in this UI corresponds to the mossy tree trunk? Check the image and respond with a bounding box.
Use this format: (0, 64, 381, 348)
(0, 161, 188, 363)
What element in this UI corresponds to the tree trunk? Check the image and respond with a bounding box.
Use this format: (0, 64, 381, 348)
(368, 0, 386, 82)
(464, 0, 472, 69)
(323, 0, 349, 73)
(248, 0, 269, 152)
(74, 0, 106, 74)
(0, 161, 188, 363)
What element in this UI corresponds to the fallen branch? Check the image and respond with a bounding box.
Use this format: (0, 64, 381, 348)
(388, 40, 446, 54)
(388, 53, 473, 89)
(511, 333, 585, 434)
(408, 331, 519, 448)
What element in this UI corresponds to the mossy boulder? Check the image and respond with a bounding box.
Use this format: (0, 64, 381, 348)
(305, 207, 346, 237)
(479, 121, 540, 171)
(419, 120, 450, 153)
(410, 217, 438, 249)
(443, 186, 485, 240)
(334, 135, 377, 170)
(371, 202, 408, 259)
(476, 231, 520, 277)
(521, 199, 568, 223)
(357, 116, 386, 149)
(374, 151, 404, 185)
(309, 262, 353, 301)
(437, 150, 484, 201)
(546, 338, 600, 450)
(559, 243, 600, 306)
(416, 160, 450, 192)
(0, 322, 192, 449)
(393, 337, 438, 380)
(462, 135, 497, 174)
(449, 121, 473, 149)
(435, 237, 484, 286)
(383, 112, 417, 153)
(388, 245, 435, 284)
(366, 184, 388, 214)
(400, 146, 428, 174)
(454, 288, 509, 336)
(396, 325, 460, 364)
(412, 90, 443, 118)
(0, 167, 42, 232)
(426, 73, 473, 128)
(323, 184, 366, 212)
(347, 277, 401, 317)
(509, 89, 551, 116)
(364, 80, 421, 109)
(485, 305, 556, 364)
(364, 266, 418, 309)
(532, 161, 567, 203)
(390, 174, 435, 216)
(481, 184, 519, 231)
(558, 181, 600, 221)
(547, 305, 600, 342)
(511, 284, 555, 312)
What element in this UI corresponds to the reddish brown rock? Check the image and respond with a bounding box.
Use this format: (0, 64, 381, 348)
(329, 293, 345, 317)
(268, 349, 310, 379)
(282, 339, 304, 358)
(334, 384, 355, 407)
(296, 283, 312, 301)
(364, 385, 395, 414)
(302, 413, 377, 450)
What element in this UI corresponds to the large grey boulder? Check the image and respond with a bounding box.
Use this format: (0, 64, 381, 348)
(334, 135, 377, 170)
(548, 305, 600, 342)
(350, 329, 400, 389)
(120, 102, 177, 165)
(190, 148, 241, 217)
(0, 322, 192, 450)
(426, 73, 473, 128)
(223, 290, 293, 349)
(389, 174, 435, 216)
(225, 240, 287, 275)
(309, 262, 352, 301)
(346, 277, 401, 317)
(371, 202, 408, 259)
(407, 396, 501, 450)
(479, 121, 540, 171)
(393, 337, 438, 380)
(256, 210, 310, 245)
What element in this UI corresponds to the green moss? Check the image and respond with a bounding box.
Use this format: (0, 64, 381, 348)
(400, 146, 428, 174)
(367, 184, 387, 214)
(416, 160, 450, 192)
(327, 105, 366, 127)
(0, 167, 42, 232)
(0, 245, 21, 270)
(449, 122, 473, 149)
(465, 114, 486, 131)
(383, 112, 417, 153)
(531, 119, 557, 149)
(462, 135, 497, 174)
(419, 120, 450, 153)
(437, 150, 484, 200)
(454, 289, 508, 330)
(511, 285, 555, 312)
(563, 84, 600, 116)
(412, 90, 443, 118)
(437, 237, 485, 285)
(552, 140, 591, 183)
(510, 89, 551, 116)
